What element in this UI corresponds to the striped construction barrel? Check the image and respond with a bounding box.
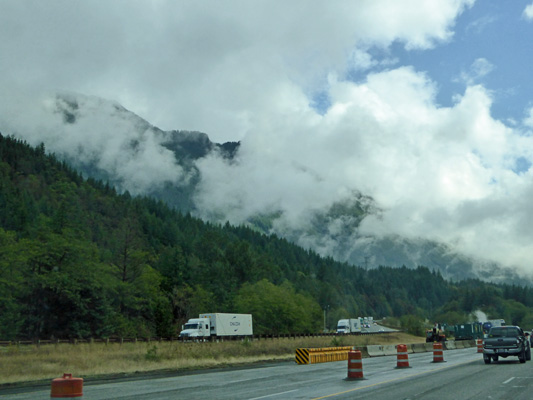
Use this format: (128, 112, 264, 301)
(347, 350, 364, 379)
(396, 344, 410, 368)
(433, 342, 444, 363)
(476, 339, 483, 353)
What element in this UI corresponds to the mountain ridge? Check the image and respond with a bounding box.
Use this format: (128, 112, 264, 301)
(6, 92, 529, 285)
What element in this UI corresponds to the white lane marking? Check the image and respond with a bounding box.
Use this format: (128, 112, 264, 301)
(503, 377, 515, 384)
(228, 378, 252, 384)
(248, 389, 299, 399)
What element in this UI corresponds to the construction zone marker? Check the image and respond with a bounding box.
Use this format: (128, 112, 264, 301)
(476, 339, 483, 353)
(396, 344, 410, 368)
(295, 346, 353, 364)
(346, 350, 365, 380)
(432, 342, 445, 363)
(51, 373, 83, 398)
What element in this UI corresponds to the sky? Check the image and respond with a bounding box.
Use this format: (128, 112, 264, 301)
(3, 0, 533, 277)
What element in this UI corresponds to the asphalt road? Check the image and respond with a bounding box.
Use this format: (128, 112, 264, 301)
(3, 347, 532, 399)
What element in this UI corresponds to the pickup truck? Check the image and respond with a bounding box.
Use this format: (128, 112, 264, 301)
(483, 326, 531, 364)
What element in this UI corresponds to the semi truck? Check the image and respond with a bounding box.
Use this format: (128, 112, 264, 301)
(336, 318, 362, 334)
(179, 313, 253, 339)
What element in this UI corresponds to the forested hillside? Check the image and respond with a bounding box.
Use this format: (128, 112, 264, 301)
(1, 133, 533, 340)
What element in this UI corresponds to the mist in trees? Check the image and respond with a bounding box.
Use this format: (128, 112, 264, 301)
(1, 133, 533, 340)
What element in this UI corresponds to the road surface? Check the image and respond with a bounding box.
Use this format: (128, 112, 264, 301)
(2, 347, 532, 399)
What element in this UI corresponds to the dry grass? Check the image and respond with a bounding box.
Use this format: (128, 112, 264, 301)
(0, 332, 423, 385)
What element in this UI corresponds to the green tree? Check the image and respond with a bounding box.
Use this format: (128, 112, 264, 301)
(400, 314, 425, 337)
(234, 279, 322, 334)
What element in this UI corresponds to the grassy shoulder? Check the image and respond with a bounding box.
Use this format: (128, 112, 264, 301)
(0, 332, 423, 386)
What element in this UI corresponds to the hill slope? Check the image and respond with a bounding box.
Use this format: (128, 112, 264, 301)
(1, 133, 533, 341)
(2, 92, 527, 285)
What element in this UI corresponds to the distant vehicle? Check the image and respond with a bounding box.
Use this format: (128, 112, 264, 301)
(454, 322, 484, 340)
(179, 313, 253, 339)
(483, 326, 531, 364)
(426, 323, 446, 342)
(336, 318, 362, 334)
(482, 319, 505, 334)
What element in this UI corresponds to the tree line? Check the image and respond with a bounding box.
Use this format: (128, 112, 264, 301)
(1, 133, 532, 340)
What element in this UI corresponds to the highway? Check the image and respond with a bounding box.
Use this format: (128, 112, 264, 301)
(3, 347, 533, 399)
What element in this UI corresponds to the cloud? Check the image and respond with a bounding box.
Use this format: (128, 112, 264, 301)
(0, 0, 475, 142)
(11, 0, 533, 278)
(523, 3, 533, 20)
(0, 89, 187, 194)
(195, 65, 533, 277)
(457, 58, 495, 85)
(524, 107, 533, 128)
(465, 14, 497, 35)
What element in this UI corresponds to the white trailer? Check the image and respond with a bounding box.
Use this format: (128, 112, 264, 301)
(336, 318, 362, 334)
(179, 313, 253, 338)
(200, 313, 253, 337)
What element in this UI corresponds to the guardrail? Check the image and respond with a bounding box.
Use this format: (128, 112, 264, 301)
(0, 330, 396, 347)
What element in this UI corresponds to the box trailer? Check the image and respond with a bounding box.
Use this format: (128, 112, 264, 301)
(336, 318, 362, 334)
(199, 313, 253, 337)
(179, 313, 253, 338)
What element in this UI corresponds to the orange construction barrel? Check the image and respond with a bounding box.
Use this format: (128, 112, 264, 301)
(50, 373, 83, 398)
(396, 344, 410, 368)
(476, 339, 483, 353)
(432, 342, 445, 363)
(347, 350, 364, 380)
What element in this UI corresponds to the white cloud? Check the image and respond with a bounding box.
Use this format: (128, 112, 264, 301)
(11, 0, 533, 278)
(523, 3, 533, 20)
(195, 65, 533, 276)
(457, 58, 495, 85)
(0, 0, 475, 142)
(0, 90, 187, 194)
(523, 107, 533, 128)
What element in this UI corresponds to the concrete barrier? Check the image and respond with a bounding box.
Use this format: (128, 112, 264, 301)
(411, 343, 427, 353)
(424, 343, 434, 352)
(312, 339, 472, 363)
(382, 345, 397, 356)
(355, 346, 369, 358)
(367, 345, 385, 357)
(444, 340, 456, 350)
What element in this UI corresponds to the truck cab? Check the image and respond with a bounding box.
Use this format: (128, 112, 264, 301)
(179, 318, 210, 338)
(336, 319, 350, 334)
(336, 318, 361, 334)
